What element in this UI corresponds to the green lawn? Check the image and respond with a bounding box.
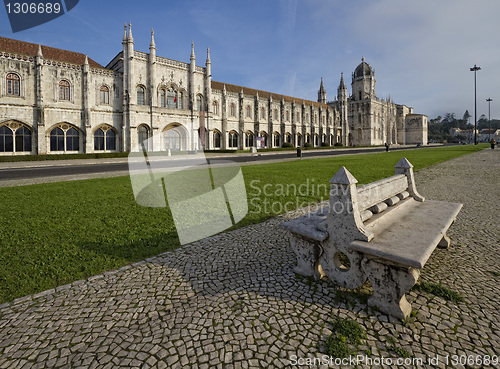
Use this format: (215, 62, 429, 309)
(0, 144, 486, 303)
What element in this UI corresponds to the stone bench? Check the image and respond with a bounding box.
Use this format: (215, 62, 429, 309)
(280, 158, 462, 319)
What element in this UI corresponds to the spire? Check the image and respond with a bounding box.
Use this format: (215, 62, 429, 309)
(318, 77, 326, 104)
(190, 42, 195, 60)
(339, 72, 346, 89)
(128, 22, 133, 41)
(206, 48, 211, 64)
(84, 54, 89, 65)
(37, 44, 43, 57)
(123, 23, 127, 41)
(150, 28, 156, 49)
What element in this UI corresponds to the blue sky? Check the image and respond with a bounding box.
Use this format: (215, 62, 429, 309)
(1, 0, 499, 120)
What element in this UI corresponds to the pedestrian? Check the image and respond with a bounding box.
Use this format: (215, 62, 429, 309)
(491, 138, 496, 150)
(385, 142, 389, 152)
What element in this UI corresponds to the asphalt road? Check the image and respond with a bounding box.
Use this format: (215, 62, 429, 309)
(0, 145, 422, 182)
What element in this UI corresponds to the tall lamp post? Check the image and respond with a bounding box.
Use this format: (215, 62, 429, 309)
(470, 65, 481, 145)
(487, 98, 492, 141)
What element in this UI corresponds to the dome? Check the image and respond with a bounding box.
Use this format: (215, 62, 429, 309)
(354, 57, 374, 78)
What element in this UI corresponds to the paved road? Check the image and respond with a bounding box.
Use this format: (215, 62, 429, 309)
(0, 145, 425, 185)
(0, 148, 498, 368)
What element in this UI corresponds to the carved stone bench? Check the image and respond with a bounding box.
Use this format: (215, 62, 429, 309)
(280, 158, 462, 319)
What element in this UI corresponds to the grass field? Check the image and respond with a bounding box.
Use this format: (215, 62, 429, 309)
(0, 144, 487, 303)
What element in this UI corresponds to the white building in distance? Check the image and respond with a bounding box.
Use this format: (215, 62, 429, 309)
(0, 25, 428, 155)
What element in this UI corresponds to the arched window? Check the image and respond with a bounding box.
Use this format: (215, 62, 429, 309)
(212, 101, 218, 115)
(196, 95, 203, 111)
(297, 133, 302, 147)
(177, 91, 184, 109)
(273, 109, 278, 120)
(246, 105, 251, 118)
(260, 132, 268, 147)
(15, 126, 31, 152)
(306, 134, 311, 144)
(273, 132, 280, 147)
(245, 132, 254, 147)
(94, 128, 104, 150)
(230, 103, 236, 117)
(50, 127, 64, 151)
(160, 89, 166, 108)
(214, 131, 221, 148)
(296, 111, 301, 123)
(0, 124, 31, 152)
(137, 86, 146, 105)
(165, 129, 181, 151)
(66, 128, 79, 151)
(49, 125, 79, 152)
(6, 73, 20, 96)
(314, 134, 319, 146)
(0, 126, 13, 152)
(167, 88, 176, 109)
(59, 80, 70, 101)
(94, 127, 116, 151)
(100, 86, 109, 104)
(228, 131, 238, 148)
(138, 125, 149, 151)
(305, 113, 309, 123)
(285, 110, 289, 121)
(286, 133, 291, 143)
(260, 107, 266, 120)
(314, 114, 318, 124)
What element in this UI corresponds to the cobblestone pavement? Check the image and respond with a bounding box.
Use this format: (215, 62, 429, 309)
(0, 149, 499, 369)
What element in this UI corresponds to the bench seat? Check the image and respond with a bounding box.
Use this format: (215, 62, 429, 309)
(350, 199, 462, 268)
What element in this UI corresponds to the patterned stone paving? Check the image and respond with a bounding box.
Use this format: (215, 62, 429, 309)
(0, 149, 499, 368)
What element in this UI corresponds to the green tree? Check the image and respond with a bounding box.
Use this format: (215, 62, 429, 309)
(463, 110, 471, 127)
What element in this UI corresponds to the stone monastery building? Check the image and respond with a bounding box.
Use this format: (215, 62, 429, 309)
(0, 25, 427, 155)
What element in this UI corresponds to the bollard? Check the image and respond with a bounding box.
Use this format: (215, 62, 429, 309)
(297, 147, 302, 158)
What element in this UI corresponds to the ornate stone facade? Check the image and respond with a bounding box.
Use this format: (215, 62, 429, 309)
(0, 26, 427, 155)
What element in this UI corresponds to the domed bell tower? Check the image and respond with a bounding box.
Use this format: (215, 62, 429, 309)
(351, 57, 375, 101)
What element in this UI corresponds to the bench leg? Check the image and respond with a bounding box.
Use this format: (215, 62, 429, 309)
(437, 234, 451, 249)
(362, 258, 420, 320)
(289, 235, 324, 279)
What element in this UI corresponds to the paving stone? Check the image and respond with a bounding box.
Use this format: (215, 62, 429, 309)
(0, 150, 499, 368)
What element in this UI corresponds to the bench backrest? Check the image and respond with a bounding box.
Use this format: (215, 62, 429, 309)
(326, 157, 425, 242)
(357, 174, 408, 212)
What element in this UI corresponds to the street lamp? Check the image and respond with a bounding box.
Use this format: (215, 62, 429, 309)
(487, 98, 492, 141)
(470, 65, 481, 145)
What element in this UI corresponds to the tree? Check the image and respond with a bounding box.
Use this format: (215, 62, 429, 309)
(463, 110, 471, 126)
(443, 113, 456, 123)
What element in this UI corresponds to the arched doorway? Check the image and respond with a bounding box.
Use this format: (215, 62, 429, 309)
(165, 129, 181, 151)
(164, 124, 188, 151)
(138, 125, 149, 151)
